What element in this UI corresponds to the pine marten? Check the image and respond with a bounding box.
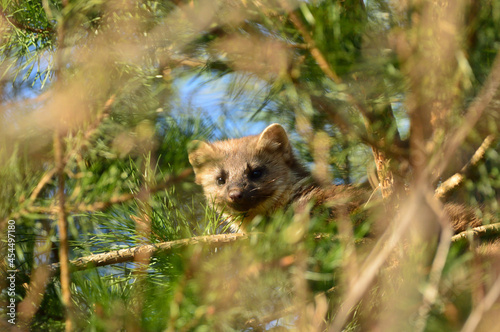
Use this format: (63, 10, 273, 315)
(188, 123, 367, 232)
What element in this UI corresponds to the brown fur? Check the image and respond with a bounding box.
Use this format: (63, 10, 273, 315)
(188, 123, 486, 234)
(188, 123, 366, 232)
(444, 203, 483, 233)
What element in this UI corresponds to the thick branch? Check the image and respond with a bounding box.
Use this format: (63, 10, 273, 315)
(49, 233, 247, 273)
(451, 223, 500, 242)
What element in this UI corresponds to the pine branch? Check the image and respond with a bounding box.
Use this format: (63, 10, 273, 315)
(14, 168, 193, 220)
(287, 11, 366, 121)
(282, 1, 370, 123)
(281, 2, 405, 200)
(451, 223, 500, 242)
(71, 168, 193, 212)
(286, 7, 341, 84)
(1, 9, 53, 34)
(48, 233, 247, 274)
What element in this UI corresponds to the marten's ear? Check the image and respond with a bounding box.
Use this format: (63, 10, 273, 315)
(188, 140, 215, 169)
(256, 123, 292, 158)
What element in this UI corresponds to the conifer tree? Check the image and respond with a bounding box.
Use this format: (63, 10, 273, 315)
(1, 0, 500, 331)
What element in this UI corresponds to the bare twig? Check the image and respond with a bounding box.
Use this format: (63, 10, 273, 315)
(48, 233, 247, 273)
(53, 3, 72, 327)
(329, 189, 424, 332)
(451, 223, 500, 242)
(436, 135, 496, 198)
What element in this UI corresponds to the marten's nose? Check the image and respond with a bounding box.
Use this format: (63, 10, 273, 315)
(228, 189, 243, 202)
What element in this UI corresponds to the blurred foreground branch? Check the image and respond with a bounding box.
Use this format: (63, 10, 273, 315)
(54, 130, 73, 331)
(435, 52, 500, 177)
(29, 95, 115, 202)
(461, 272, 500, 332)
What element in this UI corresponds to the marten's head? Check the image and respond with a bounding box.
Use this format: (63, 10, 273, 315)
(188, 123, 308, 218)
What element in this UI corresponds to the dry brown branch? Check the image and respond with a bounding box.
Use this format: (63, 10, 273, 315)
(48, 233, 247, 273)
(451, 223, 500, 242)
(53, 10, 71, 327)
(329, 191, 424, 332)
(54, 131, 73, 332)
(435, 134, 496, 198)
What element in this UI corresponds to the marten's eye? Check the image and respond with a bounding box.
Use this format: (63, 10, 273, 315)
(216, 176, 226, 186)
(248, 168, 264, 180)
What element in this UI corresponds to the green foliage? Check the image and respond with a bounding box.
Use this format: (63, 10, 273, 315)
(1, 0, 500, 331)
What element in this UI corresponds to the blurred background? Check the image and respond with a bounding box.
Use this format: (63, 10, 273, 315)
(1, 0, 500, 331)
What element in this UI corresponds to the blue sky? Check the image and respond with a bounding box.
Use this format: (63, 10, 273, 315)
(173, 73, 270, 138)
